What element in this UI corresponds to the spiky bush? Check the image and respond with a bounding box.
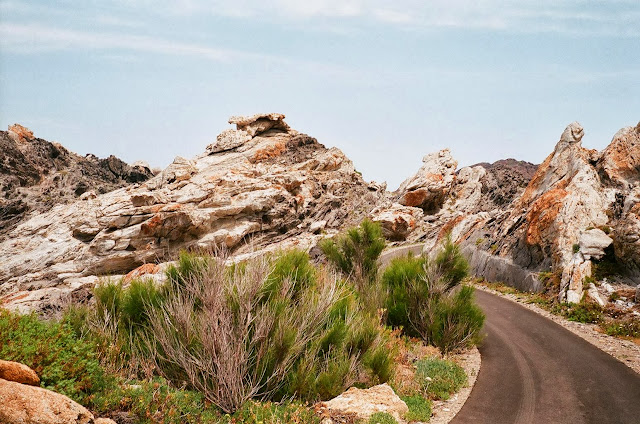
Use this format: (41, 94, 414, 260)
(147, 250, 392, 413)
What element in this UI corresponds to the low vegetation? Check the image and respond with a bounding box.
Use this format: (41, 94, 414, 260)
(1, 220, 484, 423)
(415, 358, 467, 401)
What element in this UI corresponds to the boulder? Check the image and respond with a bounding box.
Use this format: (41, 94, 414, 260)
(579, 228, 613, 260)
(206, 129, 252, 154)
(561, 254, 592, 304)
(316, 384, 408, 423)
(0, 378, 94, 424)
(0, 360, 40, 386)
(229, 113, 290, 137)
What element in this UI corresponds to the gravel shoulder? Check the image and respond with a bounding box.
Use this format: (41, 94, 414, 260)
(428, 347, 481, 424)
(473, 283, 640, 375)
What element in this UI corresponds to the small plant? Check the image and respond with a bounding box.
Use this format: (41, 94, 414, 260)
(601, 318, 640, 338)
(367, 412, 398, 424)
(599, 225, 612, 234)
(572, 244, 580, 254)
(402, 394, 432, 422)
(415, 358, 467, 401)
(554, 302, 603, 324)
(489, 244, 498, 253)
(475, 238, 485, 246)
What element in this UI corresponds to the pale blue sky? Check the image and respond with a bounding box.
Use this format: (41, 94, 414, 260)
(1, 1, 639, 188)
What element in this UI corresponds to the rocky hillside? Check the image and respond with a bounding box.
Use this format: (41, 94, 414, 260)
(1, 115, 639, 314)
(0, 114, 386, 313)
(0, 124, 153, 237)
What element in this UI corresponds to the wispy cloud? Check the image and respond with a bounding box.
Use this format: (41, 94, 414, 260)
(2, 1, 639, 37)
(0, 23, 267, 62)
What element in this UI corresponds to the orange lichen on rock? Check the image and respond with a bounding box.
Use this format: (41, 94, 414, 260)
(251, 141, 287, 162)
(123, 263, 161, 283)
(525, 187, 569, 246)
(519, 152, 554, 206)
(140, 215, 163, 236)
(438, 215, 465, 241)
(400, 188, 429, 208)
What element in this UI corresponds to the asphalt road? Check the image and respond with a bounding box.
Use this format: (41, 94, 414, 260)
(451, 290, 640, 424)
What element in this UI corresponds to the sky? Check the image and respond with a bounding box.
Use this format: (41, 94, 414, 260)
(1, 1, 639, 189)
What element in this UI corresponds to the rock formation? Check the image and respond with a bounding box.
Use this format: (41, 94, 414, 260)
(456, 121, 640, 301)
(0, 114, 385, 314)
(0, 124, 153, 237)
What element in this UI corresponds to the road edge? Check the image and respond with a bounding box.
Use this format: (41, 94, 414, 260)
(429, 346, 481, 424)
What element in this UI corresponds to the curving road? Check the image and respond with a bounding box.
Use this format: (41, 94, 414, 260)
(451, 290, 640, 424)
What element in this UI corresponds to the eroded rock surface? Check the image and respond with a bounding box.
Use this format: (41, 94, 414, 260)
(0, 115, 385, 314)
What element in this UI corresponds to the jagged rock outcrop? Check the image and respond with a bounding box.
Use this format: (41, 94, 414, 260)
(0, 124, 153, 237)
(0, 114, 386, 314)
(459, 121, 640, 301)
(396, 149, 457, 213)
(371, 203, 423, 241)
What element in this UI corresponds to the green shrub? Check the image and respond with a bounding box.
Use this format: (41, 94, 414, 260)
(402, 395, 432, 422)
(91, 377, 220, 423)
(434, 236, 469, 290)
(572, 244, 580, 254)
(416, 358, 467, 401)
(427, 286, 485, 354)
(320, 219, 386, 287)
(382, 238, 484, 354)
(225, 400, 320, 424)
(367, 412, 398, 424)
(0, 309, 113, 406)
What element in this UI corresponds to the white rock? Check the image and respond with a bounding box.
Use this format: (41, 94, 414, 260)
(579, 228, 613, 260)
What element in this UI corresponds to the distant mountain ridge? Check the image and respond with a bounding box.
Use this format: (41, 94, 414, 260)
(0, 124, 154, 237)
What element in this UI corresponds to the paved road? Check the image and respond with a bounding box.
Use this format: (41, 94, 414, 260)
(451, 290, 640, 424)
